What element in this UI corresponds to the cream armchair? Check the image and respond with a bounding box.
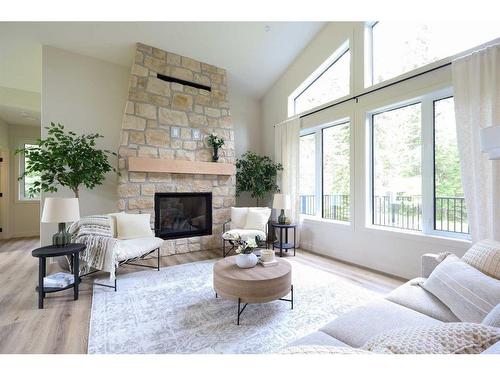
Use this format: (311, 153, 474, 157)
(222, 207, 271, 257)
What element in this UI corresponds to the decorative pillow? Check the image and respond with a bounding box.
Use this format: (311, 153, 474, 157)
(107, 212, 124, 238)
(244, 207, 271, 232)
(115, 213, 154, 240)
(483, 304, 500, 328)
(362, 323, 500, 354)
(277, 345, 371, 354)
(230, 207, 248, 229)
(422, 255, 500, 322)
(462, 239, 500, 279)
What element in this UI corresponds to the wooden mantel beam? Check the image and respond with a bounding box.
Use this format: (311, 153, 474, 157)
(128, 157, 235, 176)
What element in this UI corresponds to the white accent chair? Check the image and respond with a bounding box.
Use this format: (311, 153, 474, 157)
(72, 213, 164, 291)
(221, 207, 271, 257)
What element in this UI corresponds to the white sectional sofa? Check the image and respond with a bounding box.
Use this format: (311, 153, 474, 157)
(288, 252, 500, 354)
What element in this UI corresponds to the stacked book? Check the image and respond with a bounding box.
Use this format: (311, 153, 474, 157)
(43, 272, 75, 288)
(259, 259, 278, 267)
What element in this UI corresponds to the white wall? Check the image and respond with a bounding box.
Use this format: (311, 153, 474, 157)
(0, 118, 9, 238)
(41, 46, 130, 245)
(261, 22, 470, 279)
(0, 117, 8, 148)
(227, 73, 263, 207)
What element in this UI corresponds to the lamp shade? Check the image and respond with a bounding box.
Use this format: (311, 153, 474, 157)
(41, 198, 80, 223)
(273, 193, 290, 210)
(480, 126, 500, 160)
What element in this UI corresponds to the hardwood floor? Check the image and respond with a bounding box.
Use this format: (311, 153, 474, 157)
(0, 237, 404, 354)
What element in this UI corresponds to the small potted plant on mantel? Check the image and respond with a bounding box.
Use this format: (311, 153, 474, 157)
(207, 134, 224, 162)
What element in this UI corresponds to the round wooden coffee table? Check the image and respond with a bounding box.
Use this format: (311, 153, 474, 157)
(213, 256, 293, 325)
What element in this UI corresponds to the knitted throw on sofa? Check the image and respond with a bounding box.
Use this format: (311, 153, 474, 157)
(68, 215, 118, 280)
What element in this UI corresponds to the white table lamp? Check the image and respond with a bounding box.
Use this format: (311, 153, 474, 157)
(480, 126, 500, 160)
(42, 198, 80, 247)
(273, 193, 291, 224)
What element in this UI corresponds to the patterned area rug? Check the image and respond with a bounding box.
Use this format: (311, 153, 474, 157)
(88, 258, 379, 354)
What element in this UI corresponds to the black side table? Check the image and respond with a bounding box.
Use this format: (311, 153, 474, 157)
(271, 222, 297, 257)
(31, 243, 86, 309)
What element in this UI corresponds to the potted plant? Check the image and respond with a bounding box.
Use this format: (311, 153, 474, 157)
(236, 151, 283, 206)
(207, 134, 224, 162)
(230, 235, 259, 268)
(16, 122, 117, 198)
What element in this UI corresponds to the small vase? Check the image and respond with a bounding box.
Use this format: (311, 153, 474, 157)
(212, 147, 219, 162)
(236, 253, 258, 268)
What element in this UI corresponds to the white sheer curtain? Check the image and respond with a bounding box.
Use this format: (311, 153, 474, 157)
(452, 44, 500, 242)
(274, 116, 301, 243)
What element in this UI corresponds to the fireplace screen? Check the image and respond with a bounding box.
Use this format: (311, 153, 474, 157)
(154, 192, 212, 240)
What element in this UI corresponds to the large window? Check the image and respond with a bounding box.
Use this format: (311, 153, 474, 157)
(372, 103, 422, 230)
(370, 94, 468, 237)
(434, 97, 467, 234)
(369, 21, 500, 85)
(300, 121, 351, 222)
(299, 134, 317, 215)
(323, 123, 350, 221)
(294, 48, 350, 114)
(19, 143, 40, 201)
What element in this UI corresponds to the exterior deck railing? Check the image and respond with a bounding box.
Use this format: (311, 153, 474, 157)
(299, 194, 468, 234)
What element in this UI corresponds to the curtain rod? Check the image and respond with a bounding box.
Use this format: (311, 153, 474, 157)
(298, 61, 452, 119)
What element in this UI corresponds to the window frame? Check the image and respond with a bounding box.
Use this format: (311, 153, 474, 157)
(367, 87, 470, 240)
(289, 40, 351, 117)
(300, 117, 352, 225)
(18, 142, 40, 202)
(365, 21, 500, 89)
(293, 48, 350, 115)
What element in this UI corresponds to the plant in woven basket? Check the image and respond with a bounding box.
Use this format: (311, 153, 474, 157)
(16, 122, 117, 198)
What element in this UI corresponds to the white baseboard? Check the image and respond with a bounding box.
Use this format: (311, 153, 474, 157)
(9, 231, 40, 239)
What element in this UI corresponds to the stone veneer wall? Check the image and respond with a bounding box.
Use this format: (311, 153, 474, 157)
(118, 43, 236, 255)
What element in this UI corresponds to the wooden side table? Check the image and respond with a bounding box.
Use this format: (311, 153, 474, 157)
(31, 243, 86, 309)
(271, 222, 297, 257)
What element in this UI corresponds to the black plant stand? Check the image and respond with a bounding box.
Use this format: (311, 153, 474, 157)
(272, 222, 297, 257)
(32, 243, 86, 309)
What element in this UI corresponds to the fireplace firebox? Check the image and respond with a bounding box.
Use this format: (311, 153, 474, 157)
(154, 192, 212, 240)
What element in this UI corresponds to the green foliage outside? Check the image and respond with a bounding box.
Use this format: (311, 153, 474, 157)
(16, 122, 117, 198)
(236, 151, 283, 206)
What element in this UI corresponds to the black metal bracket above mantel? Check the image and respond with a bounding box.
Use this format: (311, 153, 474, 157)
(156, 73, 211, 92)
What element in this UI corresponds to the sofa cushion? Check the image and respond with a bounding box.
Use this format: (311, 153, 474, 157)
(483, 304, 500, 328)
(362, 323, 500, 354)
(287, 331, 349, 348)
(222, 229, 266, 241)
(107, 212, 123, 238)
(422, 254, 500, 323)
(230, 207, 248, 229)
(115, 237, 164, 262)
(386, 278, 459, 322)
(462, 239, 500, 279)
(244, 208, 271, 232)
(115, 213, 154, 240)
(319, 298, 439, 348)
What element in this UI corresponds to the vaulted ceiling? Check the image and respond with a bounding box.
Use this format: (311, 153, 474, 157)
(0, 22, 325, 98)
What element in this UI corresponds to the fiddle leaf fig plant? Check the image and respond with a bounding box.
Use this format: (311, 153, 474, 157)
(236, 151, 283, 206)
(16, 122, 117, 198)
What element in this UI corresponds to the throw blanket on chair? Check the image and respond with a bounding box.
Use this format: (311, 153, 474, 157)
(68, 215, 118, 280)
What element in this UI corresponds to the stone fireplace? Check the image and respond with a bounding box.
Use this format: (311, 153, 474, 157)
(117, 43, 235, 255)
